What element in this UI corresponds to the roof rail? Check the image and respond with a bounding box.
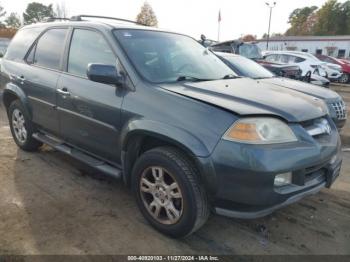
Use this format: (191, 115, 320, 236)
(70, 15, 146, 26)
(43, 17, 70, 22)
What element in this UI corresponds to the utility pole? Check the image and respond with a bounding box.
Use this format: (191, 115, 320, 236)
(218, 9, 221, 42)
(266, 2, 276, 50)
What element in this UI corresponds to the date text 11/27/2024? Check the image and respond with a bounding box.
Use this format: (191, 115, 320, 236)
(127, 256, 220, 261)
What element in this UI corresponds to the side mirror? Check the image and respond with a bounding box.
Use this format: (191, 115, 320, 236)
(87, 63, 124, 86)
(0, 52, 3, 58)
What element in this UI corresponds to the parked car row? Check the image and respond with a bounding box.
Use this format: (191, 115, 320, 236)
(264, 51, 343, 82)
(210, 40, 304, 81)
(0, 17, 347, 238)
(207, 39, 348, 86)
(216, 52, 347, 129)
(317, 54, 350, 83)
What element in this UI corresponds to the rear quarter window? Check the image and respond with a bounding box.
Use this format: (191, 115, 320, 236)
(265, 54, 277, 62)
(294, 56, 306, 63)
(4, 27, 42, 62)
(32, 28, 68, 70)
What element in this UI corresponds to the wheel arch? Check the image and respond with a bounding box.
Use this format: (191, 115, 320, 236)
(120, 120, 218, 195)
(2, 83, 31, 118)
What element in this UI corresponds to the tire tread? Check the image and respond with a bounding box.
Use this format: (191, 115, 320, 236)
(144, 147, 210, 236)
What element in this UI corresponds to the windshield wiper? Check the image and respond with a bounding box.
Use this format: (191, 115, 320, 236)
(176, 75, 212, 82)
(253, 77, 269, 79)
(222, 74, 240, 79)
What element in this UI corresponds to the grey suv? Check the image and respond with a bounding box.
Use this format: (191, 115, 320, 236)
(1, 16, 342, 238)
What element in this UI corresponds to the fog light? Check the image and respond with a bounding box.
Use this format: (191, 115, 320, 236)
(330, 155, 337, 165)
(274, 173, 292, 187)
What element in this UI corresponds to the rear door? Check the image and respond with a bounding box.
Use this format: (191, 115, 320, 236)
(24, 27, 68, 135)
(57, 28, 124, 163)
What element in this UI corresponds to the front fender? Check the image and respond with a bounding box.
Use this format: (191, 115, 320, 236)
(120, 118, 220, 194)
(3, 83, 31, 118)
(121, 118, 212, 157)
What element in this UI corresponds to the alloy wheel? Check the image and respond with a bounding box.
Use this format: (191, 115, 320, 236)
(139, 166, 183, 225)
(339, 74, 349, 83)
(12, 109, 27, 144)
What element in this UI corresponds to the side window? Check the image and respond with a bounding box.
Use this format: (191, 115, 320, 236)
(26, 46, 35, 64)
(5, 27, 42, 62)
(265, 54, 276, 62)
(33, 28, 68, 70)
(68, 29, 116, 77)
(294, 56, 305, 63)
(280, 54, 291, 63)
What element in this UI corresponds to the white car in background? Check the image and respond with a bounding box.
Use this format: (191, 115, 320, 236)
(287, 51, 343, 81)
(263, 51, 329, 78)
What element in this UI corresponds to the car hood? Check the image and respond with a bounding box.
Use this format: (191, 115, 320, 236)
(260, 77, 338, 101)
(159, 78, 327, 122)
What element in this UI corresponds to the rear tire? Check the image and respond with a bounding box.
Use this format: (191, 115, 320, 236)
(132, 147, 209, 238)
(8, 100, 42, 151)
(339, 73, 349, 83)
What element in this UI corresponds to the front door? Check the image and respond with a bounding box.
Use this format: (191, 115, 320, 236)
(57, 28, 124, 163)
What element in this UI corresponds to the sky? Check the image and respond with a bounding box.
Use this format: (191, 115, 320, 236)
(1, 0, 347, 41)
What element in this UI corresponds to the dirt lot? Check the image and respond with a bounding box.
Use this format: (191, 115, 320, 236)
(0, 96, 349, 255)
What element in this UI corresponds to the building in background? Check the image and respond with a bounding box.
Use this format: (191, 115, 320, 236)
(257, 35, 350, 58)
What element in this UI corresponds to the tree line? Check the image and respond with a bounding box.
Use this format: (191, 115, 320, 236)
(247, 0, 350, 41)
(0, 2, 66, 29)
(0, 1, 157, 30)
(286, 0, 350, 36)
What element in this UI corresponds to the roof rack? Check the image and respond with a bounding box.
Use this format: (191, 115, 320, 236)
(43, 17, 70, 22)
(70, 15, 146, 26)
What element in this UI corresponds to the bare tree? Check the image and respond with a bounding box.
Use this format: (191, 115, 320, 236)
(5, 12, 21, 29)
(0, 3, 7, 28)
(136, 1, 158, 27)
(55, 1, 68, 18)
(23, 2, 55, 25)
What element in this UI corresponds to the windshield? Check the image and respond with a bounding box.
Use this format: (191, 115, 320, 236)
(239, 44, 263, 59)
(113, 29, 235, 83)
(222, 55, 274, 79)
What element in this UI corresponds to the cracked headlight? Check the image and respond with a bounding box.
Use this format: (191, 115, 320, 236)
(223, 117, 297, 144)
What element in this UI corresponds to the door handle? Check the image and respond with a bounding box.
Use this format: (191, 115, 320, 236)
(10, 74, 25, 82)
(18, 75, 25, 81)
(57, 88, 70, 96)
(18, 75, 25, 84)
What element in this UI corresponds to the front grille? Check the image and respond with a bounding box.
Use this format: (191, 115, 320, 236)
(331, 101, 347, 120)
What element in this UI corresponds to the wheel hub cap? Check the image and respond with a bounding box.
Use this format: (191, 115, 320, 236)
(12, 109, 27, 144)
(140, 166, 183, 225)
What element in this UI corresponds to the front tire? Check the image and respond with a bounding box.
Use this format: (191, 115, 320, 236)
(8, 100, 42, 151)
(132, 147, 209, 238)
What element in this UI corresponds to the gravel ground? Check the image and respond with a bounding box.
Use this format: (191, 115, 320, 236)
(0, 102, 349, 255)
